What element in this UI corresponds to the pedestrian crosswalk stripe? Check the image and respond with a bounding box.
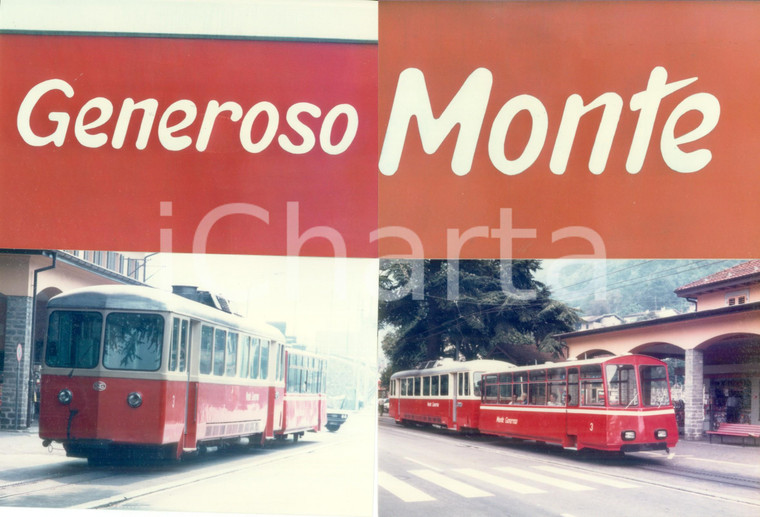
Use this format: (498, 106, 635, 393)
(454, 468, 545, 494)
(494, 467, 593, 491)
(409, 469, 493, 498)
(404, 456, 443, 471)
(534, 466, 639, 488)
(378, 471, 435, 502)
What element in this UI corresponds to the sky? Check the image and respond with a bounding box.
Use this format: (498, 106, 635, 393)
(144, 253, 379, 365)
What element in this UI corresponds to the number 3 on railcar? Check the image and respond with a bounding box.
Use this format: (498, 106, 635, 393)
(479, 355, 679, 453)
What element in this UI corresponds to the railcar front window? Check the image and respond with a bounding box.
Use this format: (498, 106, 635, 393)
(103, 313, 163, 371)
(641, 365, 671, 407)
(606, 364, 638, 407)
(46, 311, 102, 368)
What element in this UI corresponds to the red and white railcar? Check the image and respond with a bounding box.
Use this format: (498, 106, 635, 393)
(388, 359, 514, 431)
(279, 348, 327, 442)
(39, 284, 322, 462)
(479, 355, 679, 452)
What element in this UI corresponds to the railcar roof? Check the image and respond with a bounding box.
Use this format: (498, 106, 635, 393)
(47, 284, 284, 341)
(390, 354, 665, 379)
(391, 359, 515, 379)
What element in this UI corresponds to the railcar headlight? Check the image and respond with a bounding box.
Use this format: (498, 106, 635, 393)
(57, 389, 73, 405)
(655, 429, 668, 440)
(621, 430, 636, 441)
(127, 392, 143, 408)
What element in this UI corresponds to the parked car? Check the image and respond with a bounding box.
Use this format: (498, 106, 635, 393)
(326, 409, 349, 432)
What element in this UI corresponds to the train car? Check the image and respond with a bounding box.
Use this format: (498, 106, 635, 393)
(478, 355, 679, 453)
(279, 348, 327, 442)
(38, 284, 302, 462)
(388, 358, 515, 431)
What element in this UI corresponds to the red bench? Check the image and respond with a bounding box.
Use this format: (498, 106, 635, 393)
(706, 423, 760, 445)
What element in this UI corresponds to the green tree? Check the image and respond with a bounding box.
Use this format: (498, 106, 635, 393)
(379, 259, 579, 372)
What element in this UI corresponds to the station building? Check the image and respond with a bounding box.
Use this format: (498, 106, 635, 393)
(559, 260, 760, 440)
(0, 249, 146, 429)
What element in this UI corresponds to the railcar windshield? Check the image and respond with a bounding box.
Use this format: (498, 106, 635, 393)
(640, 364, 671, 407)
(45, 311, 102, 368)
(606, 364, 638, 407)
(103, 312, 164, 371)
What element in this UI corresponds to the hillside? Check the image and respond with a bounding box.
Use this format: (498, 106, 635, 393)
(537, 259, 744, 318)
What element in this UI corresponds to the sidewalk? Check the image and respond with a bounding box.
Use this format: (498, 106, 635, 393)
(660, 434, 760, 479)
(0, 424, 69, 471)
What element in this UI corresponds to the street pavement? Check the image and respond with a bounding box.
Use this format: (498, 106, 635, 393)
(2, 418, 760, 480)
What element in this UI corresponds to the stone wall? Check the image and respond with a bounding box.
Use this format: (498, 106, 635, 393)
(0, 296, 32, 429)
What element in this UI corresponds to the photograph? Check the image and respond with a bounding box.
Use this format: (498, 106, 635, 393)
(0, 250, 378, 516)
(377, 258, 760, 516)
(1, 1, 759, 516)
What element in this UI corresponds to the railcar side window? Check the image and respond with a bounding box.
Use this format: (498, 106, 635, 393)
(213, 329, 226, 376)
(200, 325, 213, 374)
(277, 343, 285, 382)
(169, 318, 189, 373)
(499, 382, 512, 403)
(580, 365, 604, 406)
(250, 338, 261, 379)
(179, 320, 188, 372)
(103, 313, 163, 371)
(640, 365, 670, 407)
(441, 375, 449, 396)
(423, 376, 431, 396)
(46, 311, 102, 369)
(431, 375, 439, 396)
(240, 336, 250, 379)
(170, 318, 180, 371)
(260, 342, 270, 379)
(567, 369, 579, 407)
(225, 332, 238, 376)
(529, 380, 546, 405)
(414, 377, 421, 396)
(548, 368, 567, 405)
(482, 374, 497, 403)
(606, 364, 638, 407)
(458, 372, 470, 397)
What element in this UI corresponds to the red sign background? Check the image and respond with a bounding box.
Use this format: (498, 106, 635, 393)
(0, 34, 377, 257)
(378, 2, 760, 259)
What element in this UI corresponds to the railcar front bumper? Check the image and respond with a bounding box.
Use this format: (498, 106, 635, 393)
(619, 441, 670, 453)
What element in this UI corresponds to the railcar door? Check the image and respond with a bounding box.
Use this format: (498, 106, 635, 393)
(565, 367, 581, 448)
(182, 319, 202, 452)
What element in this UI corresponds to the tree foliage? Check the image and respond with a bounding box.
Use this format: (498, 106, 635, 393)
(379, 259, 579, 373)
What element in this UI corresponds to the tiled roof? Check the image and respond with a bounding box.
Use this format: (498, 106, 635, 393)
(675, 260, 760, 295)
